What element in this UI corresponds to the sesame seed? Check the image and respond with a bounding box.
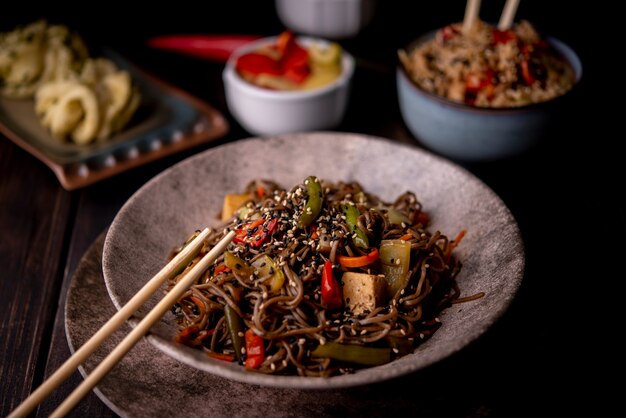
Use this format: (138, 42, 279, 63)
(238, 331, 244, 337)
(298, 338, 306, 345)
(360, 330, 367, 335)
(282, 359, 288, 367)
(270, 363, 276, 371)
(419, 333, 425, 339)
(241, 347, 246, 354)
(435, 317, 440, 323)
(392, 348, 399, 354)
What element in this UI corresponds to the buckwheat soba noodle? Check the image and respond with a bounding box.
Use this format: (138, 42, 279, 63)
(167, 176, 479, 376)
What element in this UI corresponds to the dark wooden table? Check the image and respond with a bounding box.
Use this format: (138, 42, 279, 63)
(1, 2, 620, 417)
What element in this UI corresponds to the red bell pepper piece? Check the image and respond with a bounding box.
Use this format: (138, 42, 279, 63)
(465, 68, 496, 104)
(235, 52, 282, 76)
(233, 217, 278, 248)
(277, 31, 310, 84)
(244, 329, 265, 369)
(520, 60, 535, 85)
(492, 29, 517, 44)
(321, 260, 343, 310)
(440, 25, 459, 42)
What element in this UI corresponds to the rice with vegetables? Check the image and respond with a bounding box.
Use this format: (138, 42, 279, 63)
(399, 19, 576, 107)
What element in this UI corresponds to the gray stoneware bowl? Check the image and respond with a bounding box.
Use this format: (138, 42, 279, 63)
(102, 132, 525, 389)
(397, 33, 583, 161)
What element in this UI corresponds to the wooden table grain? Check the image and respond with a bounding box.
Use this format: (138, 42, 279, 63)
(1, 2, 619, 417)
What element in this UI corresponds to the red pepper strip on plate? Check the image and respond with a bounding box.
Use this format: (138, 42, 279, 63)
(321, 260, 343, 310)
(337, 248, 379, 269)
(233, 216, 278, 248)
(244, 329, 265, 369)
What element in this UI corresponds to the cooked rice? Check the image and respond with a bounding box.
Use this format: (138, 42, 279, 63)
(399, 20, 576, 108)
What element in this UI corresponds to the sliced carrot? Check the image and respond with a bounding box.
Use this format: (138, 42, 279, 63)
(399, 233, 414, 241)
(338, 248, 379, 268)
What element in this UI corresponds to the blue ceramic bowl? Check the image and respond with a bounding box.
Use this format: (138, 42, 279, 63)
(397, 34, 582, 161)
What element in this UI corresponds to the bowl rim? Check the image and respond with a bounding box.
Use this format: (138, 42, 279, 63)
(102, 132, 526, 390)
(397, 28, 583, 114)
(223, 35, 355, 100)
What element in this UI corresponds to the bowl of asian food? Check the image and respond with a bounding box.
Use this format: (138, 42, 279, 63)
(397, 19, 582, 161)
(222, 31, 354, 136)
(102, 132, 525, 389)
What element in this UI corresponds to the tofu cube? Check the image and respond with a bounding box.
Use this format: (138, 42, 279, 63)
(221, 193, 254, 221)
(341, 272, 387, 315)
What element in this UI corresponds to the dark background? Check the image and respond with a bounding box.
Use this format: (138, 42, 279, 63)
(1, 1, 622, 417)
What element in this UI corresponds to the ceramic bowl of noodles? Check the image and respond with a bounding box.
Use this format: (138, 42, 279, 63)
(102, 132, 524, 389)
(397, 19, 582, 161)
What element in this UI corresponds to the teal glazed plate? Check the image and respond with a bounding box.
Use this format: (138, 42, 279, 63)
(0, 50, 228, 190)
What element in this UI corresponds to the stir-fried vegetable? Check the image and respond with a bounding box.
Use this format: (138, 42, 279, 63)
(341, 203, 369, 248)
(311, 342, 391, 366)
(297, 175, 323, 229)
(321, 260, 342, 310)
(379, 239, 412, 298)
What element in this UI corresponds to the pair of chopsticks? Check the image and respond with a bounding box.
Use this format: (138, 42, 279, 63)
(9, 229, 235, 418)
(463, 0, 521, 33)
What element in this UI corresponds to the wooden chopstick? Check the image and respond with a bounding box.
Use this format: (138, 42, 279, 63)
(9, 228, 234, 418)
(463, 0, 482, 33)
(498, 0, 520, 30)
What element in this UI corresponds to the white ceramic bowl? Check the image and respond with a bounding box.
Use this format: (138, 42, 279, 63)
(275, 0, 377, 39)
(397, 33, 583, 162)
(223, 36, 355, 136)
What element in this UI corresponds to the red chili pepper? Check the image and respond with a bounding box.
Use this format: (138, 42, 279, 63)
(233, 217, 278, 248)
(244, 329, 265, 369)
(321, 260, 343, 310)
